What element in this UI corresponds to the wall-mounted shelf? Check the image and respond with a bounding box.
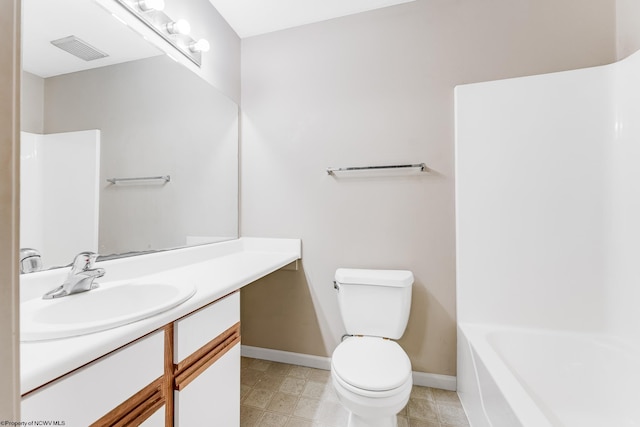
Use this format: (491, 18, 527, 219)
(326, 163, 427, 175)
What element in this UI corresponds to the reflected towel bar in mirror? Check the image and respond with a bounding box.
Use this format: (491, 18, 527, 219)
(326, 163, 427, 175)
(106, 175, 171, 185)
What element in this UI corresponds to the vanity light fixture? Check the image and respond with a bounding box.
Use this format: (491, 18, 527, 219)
(136, 0, 164, 12)
(114, 0, 207, 67)
(166, 19, 191, 35)
(189, 39, 210, 53)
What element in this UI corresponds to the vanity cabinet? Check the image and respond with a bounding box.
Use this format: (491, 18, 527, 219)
(172, 291, 241, 426)
(22, 331, 165, 426)
(21, 291, 241, 426)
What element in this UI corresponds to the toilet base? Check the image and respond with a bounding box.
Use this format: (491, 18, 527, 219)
(348, 412, 398, 427)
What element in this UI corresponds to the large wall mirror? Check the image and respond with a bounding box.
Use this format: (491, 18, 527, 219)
(21, 0, 239, 270)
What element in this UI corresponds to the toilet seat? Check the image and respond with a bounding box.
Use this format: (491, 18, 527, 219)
(331, 336, 412, 396)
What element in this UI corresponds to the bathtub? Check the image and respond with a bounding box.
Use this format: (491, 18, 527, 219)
(457, 323, 640, 427)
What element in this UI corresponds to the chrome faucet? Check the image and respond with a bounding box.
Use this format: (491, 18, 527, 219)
(43, 252, 105, 299)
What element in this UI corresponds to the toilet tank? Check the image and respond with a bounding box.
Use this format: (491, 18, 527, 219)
(335, 268, 413, 340)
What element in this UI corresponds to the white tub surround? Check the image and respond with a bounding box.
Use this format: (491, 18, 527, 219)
(455, 48, 640, 426)
(20, 130, 100, 269)
(20, 237, 301, 395)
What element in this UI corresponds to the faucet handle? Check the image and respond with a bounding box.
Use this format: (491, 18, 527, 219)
(70, 251, 99, 273)
(20, 248, 42, 274)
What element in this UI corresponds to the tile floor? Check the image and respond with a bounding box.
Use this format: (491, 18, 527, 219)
(240, 357, 470, 427)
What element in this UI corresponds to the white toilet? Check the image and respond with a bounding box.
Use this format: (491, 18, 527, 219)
(331, 268, 414, 427)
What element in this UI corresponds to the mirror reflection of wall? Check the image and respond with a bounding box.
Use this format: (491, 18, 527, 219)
(20, 0, 239, 270)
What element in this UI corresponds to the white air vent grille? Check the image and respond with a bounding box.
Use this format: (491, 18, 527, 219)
(50, 35, 108, 61)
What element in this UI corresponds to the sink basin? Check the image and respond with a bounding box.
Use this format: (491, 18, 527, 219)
(21, 282, 196, 341)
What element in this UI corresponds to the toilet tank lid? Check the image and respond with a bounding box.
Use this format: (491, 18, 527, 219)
(335, 268, 413, 287)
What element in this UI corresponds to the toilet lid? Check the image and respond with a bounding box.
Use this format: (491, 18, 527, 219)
(332, 336, 412, 391)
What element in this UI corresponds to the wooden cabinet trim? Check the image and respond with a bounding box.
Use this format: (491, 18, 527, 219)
(90, 377, 164, 427)
(174, 322, 240, 391)
(164, 324, 175, 427)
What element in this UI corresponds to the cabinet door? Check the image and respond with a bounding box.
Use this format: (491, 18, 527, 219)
(173, 292, 241, 427)
(22, 331, 164, 425)
(174, 291, 240, 363)
(174, 344, 240, 427)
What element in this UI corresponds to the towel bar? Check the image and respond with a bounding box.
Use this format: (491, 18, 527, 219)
(326, 163, 426, 175)
(106, 175, 171, 185)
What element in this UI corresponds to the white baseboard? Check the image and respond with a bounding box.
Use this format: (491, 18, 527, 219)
(413, 370, 457, 391)
(240, 345, 457, 391)
(241, 345, 332, 370)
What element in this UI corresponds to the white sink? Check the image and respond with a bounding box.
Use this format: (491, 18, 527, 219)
(21, 282, 196, 341)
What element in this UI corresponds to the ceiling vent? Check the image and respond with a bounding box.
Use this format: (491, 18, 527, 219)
(50, 35, 109, 61)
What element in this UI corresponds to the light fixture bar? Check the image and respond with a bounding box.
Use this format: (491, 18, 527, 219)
(113, 0, 205, 67)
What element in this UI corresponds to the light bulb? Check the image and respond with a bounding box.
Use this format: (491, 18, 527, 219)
(167, 19, 191, 35)
(190, 39, 210, 53)
(137, 0, 165, 12)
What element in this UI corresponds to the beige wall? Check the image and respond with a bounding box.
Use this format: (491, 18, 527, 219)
(0, 0, 20, 419)
(617, 0, 640, 59)
(240, 0, 616, 375)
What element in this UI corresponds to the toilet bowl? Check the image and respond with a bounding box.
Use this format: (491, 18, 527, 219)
(330, 268, 414, 427)
(331, 336, 412, 427)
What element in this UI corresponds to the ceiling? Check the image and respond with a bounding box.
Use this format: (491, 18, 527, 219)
(23, 0, 161, 78)
(22, 0, 416, 78)
(207, 0, 417, 38)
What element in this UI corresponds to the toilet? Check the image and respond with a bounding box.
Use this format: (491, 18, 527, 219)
(331, 268, 414, 427)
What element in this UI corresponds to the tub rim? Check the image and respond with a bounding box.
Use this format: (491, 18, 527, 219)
(459, 322, 554, 427)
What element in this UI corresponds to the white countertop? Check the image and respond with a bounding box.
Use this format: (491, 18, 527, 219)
(20, 237, 301, 395)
